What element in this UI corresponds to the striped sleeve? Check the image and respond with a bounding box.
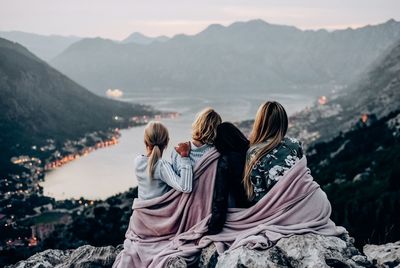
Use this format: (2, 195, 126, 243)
(170, 149, 181, 175)
(159, 158, 193, 193)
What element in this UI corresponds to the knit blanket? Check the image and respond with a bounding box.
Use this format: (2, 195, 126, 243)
(113, 149, 346, 268)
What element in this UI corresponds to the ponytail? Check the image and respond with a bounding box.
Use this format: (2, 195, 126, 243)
(143, 121, 169, 179)
(148, 145, 162, 179)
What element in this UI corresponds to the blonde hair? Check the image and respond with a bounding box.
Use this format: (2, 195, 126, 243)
(243, 101, 288, 199)
(144, 121, 169, 178)
(192, 108, 222, 145)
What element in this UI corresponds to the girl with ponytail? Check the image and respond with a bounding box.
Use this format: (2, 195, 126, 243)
(135, 121, 193, 200)
(243, 101, 304, 205)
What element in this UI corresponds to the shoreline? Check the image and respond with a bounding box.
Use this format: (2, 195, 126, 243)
(41, 112, 180, 200)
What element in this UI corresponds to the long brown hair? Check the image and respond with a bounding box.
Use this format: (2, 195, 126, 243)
(144, 121, 169, 178)
(243, 101, 288, 199)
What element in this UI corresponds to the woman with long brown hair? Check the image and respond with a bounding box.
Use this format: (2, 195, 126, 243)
(243, 101, 303, 205)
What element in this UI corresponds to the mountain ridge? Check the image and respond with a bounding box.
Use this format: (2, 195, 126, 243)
(50, 19, 400, 96)
(0, 31, 81, 61)
(121, 32, 169, 44)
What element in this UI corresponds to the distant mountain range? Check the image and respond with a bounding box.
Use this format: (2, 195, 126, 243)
(0, 31, 81, 61)
(121, 32, 169, 45)
(0, 31, 170, 62)
(49, 19, 400, 96)
(0, 38, 152, 174)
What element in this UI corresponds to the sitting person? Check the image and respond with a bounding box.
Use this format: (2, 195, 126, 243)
(207, 122, 251, 235)
(136, 121, 193, 200)
(171, 107, 222, 172)
(243, 101, 303, 205)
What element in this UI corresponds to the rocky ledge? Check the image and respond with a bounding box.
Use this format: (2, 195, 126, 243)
(363, 241, 400, 268)
(6, 234, 400, 268)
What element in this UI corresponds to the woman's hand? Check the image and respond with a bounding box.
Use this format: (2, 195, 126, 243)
(175, 142, 190, 157)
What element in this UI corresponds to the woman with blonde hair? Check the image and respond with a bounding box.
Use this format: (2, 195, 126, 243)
(135, 121, 193, 200)
(172, 107, 222, 172)
(243, 101, 303, 204)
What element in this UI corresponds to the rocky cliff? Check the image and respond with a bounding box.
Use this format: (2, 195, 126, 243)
(7, 233, 400, 268)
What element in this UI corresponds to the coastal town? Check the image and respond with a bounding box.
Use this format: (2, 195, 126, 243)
(0, 112, 178, 260)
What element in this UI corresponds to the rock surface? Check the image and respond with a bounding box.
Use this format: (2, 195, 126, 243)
(59, 245, 121, 268)
(7, 249, 73, 268)
(216, 233, 372, 268)
(198, 243, 218, 268)
(8, 234, 396, 268)
(363, 241, 400, 268)
(6, 245, 121, 268)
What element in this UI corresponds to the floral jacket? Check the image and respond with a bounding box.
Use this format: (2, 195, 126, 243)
(247, 137, 303, 204)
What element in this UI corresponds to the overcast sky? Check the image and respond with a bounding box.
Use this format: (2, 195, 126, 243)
(0, 0, 399, 40)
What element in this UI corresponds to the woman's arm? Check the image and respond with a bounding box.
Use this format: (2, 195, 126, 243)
(170, 149, 181, 174)
(159, 159, 193, 193)
(170, 141, 191, 174)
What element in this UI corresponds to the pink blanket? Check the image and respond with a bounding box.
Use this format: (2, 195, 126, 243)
(113, 148, 346, 268)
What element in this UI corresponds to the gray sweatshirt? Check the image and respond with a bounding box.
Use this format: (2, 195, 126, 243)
(135, 155, 193, 200)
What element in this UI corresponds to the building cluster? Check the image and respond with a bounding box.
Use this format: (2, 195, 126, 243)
(0, 129, 121, 252)
(0, 113, 174, 253)
(131, 112, 179, 124)
(44, 130, 120, 170)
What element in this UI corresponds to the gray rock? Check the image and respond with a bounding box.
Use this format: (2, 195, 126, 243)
(276, 233, 370, 268)
(217, 246, 295, 268)
(364, 241, 400, 268)
(216, 233, 372, 268)
(57, 245, 122, 268)
(165, 256, 187, 268)
(6, 245, 121, 268)
(6, 249, 73, 268)
(198, 244, 218, 268)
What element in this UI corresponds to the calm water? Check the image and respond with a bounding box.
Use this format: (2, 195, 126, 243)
(41, 92, 314, 200)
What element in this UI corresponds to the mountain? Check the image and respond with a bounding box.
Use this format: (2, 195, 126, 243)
(0, 37, 153, 174)
(289, 38, 400, 145)
(121, 32, 169, 45)
(307, 110, 400, 247)
(50, 19, 400, 96)
(288, 38, 400, 247)
(0, 31, 170, 61)
(0, 31, 82, 61)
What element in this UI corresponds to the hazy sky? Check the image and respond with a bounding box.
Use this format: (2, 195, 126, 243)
(1, 0, 399, 40)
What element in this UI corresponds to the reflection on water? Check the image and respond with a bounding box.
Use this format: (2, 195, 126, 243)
(41, 92, 313, 200)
